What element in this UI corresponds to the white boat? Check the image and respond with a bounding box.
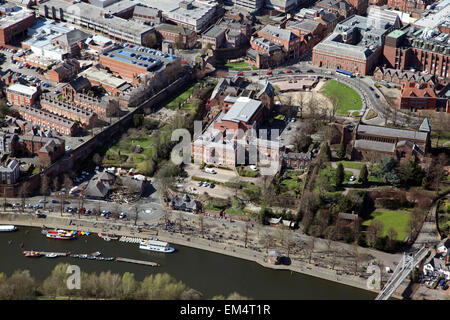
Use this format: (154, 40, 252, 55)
(0, 225, 17, 232)
(139, 239, 175, 253)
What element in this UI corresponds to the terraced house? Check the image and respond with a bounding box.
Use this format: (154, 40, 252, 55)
(18, 105, 79, 136)
(40, 95, 98, 127)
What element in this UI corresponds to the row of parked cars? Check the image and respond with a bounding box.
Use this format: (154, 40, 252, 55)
(197, 181, 215, 188)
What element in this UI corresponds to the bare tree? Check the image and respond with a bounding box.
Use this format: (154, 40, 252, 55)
(40, 175, 50, 210)
(198, 213, 205, 238)
(241, 221, 251, 248)
(260, 231, 274, 254)
(175, 211, 184, 234)
(162, 208, 172, 230)
(306, 237, 315, 264)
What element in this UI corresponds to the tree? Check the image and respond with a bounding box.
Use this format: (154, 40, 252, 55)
(336, 141, 346, 159)
(41, 263, 72, 298)
(119, 272, 138, 300)
(397, 159, 424, 187)
(260, 232, 274, 254)
(18, 181, 30, 213)
(92, 153, 102, 166)
(317, 143, 331, 165)
(316, 174, 334, 194)
(162, 208, 172, 230)
(407, 208, 424, 242)
(242, 222, 251, 248)
(0, 270, 37, 300)
(40, 175, 50, 210)
(294, 131, 312, 153)
(386, 227, 398, 251)
(335, 163, 344, 188)
(366, 220, 384, 247)
(358, 164, 368, 185)
(197, 213, 205, 238)
(376, 156, 400, 185)
(175, 210, 184, 233)
(426, 153, 448, 195)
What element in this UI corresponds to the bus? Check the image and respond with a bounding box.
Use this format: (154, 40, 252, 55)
(336, 69, 354, 78)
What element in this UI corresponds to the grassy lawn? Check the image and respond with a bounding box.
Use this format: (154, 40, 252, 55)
(220, 61, 258, 70)
(163, 83, 198, 110)
(362, 209, 410, 241)
(321, 80, 362, 115)
(320, 166, 353, 185)
(336, 161, 364, 170)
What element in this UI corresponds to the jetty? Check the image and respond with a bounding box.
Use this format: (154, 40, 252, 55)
(23, 251, 69, 257)
(115, 257, 159, 267)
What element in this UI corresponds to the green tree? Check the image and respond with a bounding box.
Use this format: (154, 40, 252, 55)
(336, 141, 346, 159)
(318, 143, 331, 164)
(335, 163, 344, 188)
(0, 270, 37, 300)
(366, 220, 384, 248)
(397, 159, 424, 187)
(41, 263, 72, 298)
(358, 164, 368, 185)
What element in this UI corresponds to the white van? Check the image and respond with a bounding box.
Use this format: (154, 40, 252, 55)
(204, 168, 216, 174)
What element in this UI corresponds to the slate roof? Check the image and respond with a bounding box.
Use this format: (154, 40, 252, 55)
(357, 124, 428, 142)
(354, 139, 396, 153)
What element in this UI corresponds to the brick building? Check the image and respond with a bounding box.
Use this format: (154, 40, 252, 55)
(257, 25, 301, 61)
(352, 120, 431, 161)
(79, 66, 131, 97)
(346, 0, 368, 14)
(312, 15, 398, 75)
(6, 83, 39, 106)
(18, 105, 80, 136)
(386, 0, 432, 12)
(373, 67, 435, 86)
(46, 59, 80, 83)
(316, 0, 356, 18)
(74, 94, 115, 117)
(399, 82, 438, 111)
(382, 26, 450, 85)
(61, 77, 91, 101)
(0, 6, 35, 46)
(17, 135, 65, 163)
(155, 23, 197, 49)
(40, 94, 98, 127)
(0, 159, 19, 185)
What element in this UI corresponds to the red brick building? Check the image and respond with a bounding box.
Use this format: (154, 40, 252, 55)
(6, 83, 39, 106)
(18, 105, 80, 136)
(155, 23, 197, 49)
(61, 77, 91, 101)
(346, 0, 368, 14)
(256, 25, 301, 61)
(382, 27, 450, 85)
(0, 8, 35, 46)
(386, 0, 431, 12)
(399, 82, 437, 111)
(40, 95, 98, 127)
(18, 135, 65, 164)
(46, 59, 80, 83)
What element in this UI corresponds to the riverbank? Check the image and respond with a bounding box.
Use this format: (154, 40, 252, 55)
(0, 213, 405, 299)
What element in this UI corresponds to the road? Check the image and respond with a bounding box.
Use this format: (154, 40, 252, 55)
(224, 61, 420, 127)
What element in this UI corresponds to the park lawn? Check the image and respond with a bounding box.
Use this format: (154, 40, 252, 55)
(320, 166, 353, 185)
(131, 154, 145, 163)
(362, 209, 410, 241)
(336, 161, 364, 170)
(225, 207, 245, 216)
(281, 178, 300, 189)
(131, 135, 155, 148)
(321, 80, 362, 115)
(163, 83, 198, 110)
(223, 62, 256, 70)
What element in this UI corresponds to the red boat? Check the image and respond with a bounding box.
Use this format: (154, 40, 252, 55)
(24, 251, 41, 257)
(46, 230, 76, 240)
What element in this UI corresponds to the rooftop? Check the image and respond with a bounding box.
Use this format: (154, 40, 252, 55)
(7, 83, 37, 96)
(0, 6, 33, 29)
(357, 124, 429, 141)
(221, 97, 261, 123)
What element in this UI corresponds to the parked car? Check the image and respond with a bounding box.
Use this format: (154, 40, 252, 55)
(249, 165, 258, 171)
(236, 72, 244, 76)
(203, 182, 209, 187)
(119, 212, 126, 219)
(349, 175, 356, 182)
(36, 213, 47, 219)
(209, 183, 215, 188)
(12, 203, 20, 207)
(266, 71, 272, 75)
(285, 69, 292, 73)
(205, 168, 216, 174)
(39, 199, 48, 203)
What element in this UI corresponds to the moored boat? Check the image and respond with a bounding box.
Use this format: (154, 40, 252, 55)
(46, 230, 76, 240)
(91, 251, 101, 257)
(0, 225, 17, 232)
(24, 251, 41, 257)
(139, 239, 175, 253)
(45, 253, 58, 258)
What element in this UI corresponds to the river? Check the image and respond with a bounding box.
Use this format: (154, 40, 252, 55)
(0, 227, 376, 299)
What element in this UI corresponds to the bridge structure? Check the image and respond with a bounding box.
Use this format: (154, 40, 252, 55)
(375, 246, 430, 300)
